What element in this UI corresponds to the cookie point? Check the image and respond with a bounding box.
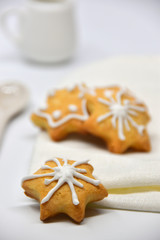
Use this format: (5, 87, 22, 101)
(41, 198, 47, 204)
(44, 179, 50, 185)
(95, 180, 101, 186)
(73, 199, 79, 205)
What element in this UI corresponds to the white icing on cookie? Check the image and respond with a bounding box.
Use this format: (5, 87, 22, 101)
(78, 84, 96, 98)
(97, 89, 146, 140)
(61, 84, 96, 98)
(52, 110, 62, 120)
(68, 104, 78, 112)
(35, 99, 89, 128)
(22, 158, 100, 205)
(104, 90, 113, 99)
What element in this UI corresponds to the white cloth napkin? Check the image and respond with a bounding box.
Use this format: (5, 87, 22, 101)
(29, 132, 160, 213)
(29, 57, 160, 213)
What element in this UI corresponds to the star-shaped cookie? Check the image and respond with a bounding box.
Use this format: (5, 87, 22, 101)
(84, 86, 150, 153)
(31, 84, 95, 141)
(22, 158, 108, 222)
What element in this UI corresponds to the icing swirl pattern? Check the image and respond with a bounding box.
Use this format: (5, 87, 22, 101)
(35, 99, 89, 128)
(97, 89, 146, 140)
(22, 158, 100, 205)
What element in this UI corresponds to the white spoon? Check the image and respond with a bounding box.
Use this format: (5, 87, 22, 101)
(0, 82, 29, 142)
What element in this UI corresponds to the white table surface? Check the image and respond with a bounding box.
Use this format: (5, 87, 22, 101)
(0, 1, 160, 240)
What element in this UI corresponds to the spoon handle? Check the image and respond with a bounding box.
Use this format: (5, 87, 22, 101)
(0, 112, 8, 144)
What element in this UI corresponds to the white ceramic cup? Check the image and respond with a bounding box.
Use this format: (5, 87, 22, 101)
(0, 0, 76, 63)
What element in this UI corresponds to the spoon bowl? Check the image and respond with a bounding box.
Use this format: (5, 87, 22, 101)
(0, 82, 29, 143)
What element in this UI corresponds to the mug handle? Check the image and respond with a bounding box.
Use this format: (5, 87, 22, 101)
(0, 8, 24, 45)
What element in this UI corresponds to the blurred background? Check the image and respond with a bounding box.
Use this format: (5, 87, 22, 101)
(0, 0, 159, 97)
(1, 0, 160, 60)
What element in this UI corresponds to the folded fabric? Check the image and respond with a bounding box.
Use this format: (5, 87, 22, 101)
(29, 132, 160, 213)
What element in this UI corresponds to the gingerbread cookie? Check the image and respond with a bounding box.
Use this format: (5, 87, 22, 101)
(84, 86, 150, 153)
(31, 84, 95, 141)
(22, 157, 108, 222)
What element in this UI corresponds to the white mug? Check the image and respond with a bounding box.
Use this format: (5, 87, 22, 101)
(0, 0, 76, 63)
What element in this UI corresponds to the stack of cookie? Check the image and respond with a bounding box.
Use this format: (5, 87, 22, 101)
(31, 84, 150, 154)
(21, 83, 151, 223)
